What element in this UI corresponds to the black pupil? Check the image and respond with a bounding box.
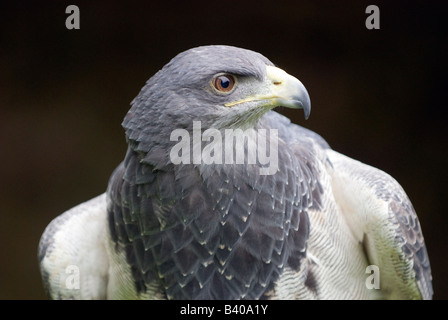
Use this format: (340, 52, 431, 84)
(220, 76, 230, 88)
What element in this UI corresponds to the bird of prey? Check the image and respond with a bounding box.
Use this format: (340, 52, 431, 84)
(38, 45, 433, 300)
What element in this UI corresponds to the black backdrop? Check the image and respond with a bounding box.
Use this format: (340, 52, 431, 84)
(0, 0, 446, 299)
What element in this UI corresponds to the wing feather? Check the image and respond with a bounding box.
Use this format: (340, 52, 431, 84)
(38, 194, 109, 299)
(326, 149, 433, 299)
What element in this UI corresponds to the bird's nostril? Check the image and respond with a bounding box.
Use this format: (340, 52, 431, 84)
(273, 81, 282, 85)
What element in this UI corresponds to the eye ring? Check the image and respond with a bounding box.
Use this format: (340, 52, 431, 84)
(212, 74, 236, 93)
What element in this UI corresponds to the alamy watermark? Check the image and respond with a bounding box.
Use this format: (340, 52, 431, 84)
(63, 263, 380, 293)
(365, 5, 380, 30)
(65, 265, 80, 290)
(169, 121, 279, 175)
(65, 5, 80, 30)
(65, 5, 379, 31)
(365, 265, 380, 289)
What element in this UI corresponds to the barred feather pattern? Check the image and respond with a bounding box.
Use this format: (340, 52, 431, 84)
(106, 115, 323, 300)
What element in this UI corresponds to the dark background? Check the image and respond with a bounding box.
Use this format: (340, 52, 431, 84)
(0, 1, 446, 299)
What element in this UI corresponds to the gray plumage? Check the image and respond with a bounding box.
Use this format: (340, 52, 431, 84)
(38, 45, 433, 300)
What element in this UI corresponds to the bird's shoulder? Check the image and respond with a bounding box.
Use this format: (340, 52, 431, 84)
(38, 193, 109, 299)
(325, 149, 433, 299)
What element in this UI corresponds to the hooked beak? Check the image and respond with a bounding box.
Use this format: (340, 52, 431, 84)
(225, 65, 311, 120)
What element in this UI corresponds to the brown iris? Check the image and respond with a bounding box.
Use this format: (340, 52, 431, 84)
(213, 74, 235, 93)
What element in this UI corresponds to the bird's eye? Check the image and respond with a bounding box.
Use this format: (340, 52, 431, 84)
(212, 74, 236, 93)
